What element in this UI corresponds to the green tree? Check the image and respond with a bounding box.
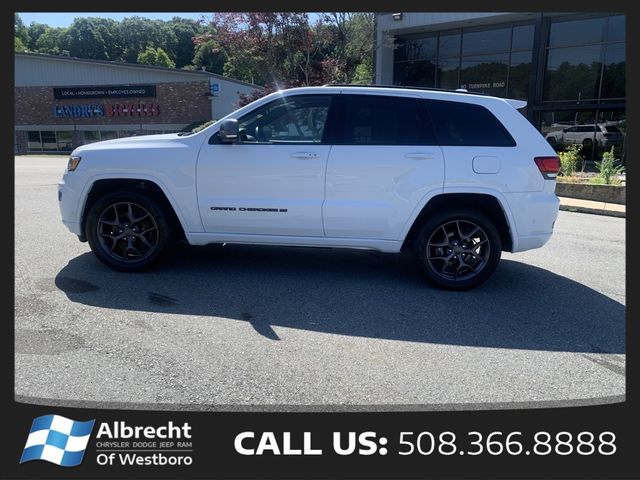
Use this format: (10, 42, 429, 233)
(15, 14, 29, 46)
(15, 37, 27, 52)
(167, 17, 205, 68)
(137, 47, 176, 68)
(119, 17, 177, 64)
(35, 27, 69, 55)
(192, 39, 226, 74)
(27, 22, 47, 50)
(67, 17, 111, 60)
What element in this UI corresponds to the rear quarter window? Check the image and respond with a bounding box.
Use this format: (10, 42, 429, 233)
(425, 99, 516, 147)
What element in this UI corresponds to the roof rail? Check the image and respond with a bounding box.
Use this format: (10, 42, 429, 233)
(322, 83, 489, 96)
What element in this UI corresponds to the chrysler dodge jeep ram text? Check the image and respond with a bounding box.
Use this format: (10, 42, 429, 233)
(58, 85, 560, 289)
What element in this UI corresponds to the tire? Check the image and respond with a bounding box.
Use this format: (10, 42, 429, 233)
(413, 209, 502, 290)
(85, 190, 174, 272)
(547, 137, 557, 146)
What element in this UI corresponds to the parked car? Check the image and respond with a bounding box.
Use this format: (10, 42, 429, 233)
(58, 85, 560, 289)
(545, 124, 624, 149)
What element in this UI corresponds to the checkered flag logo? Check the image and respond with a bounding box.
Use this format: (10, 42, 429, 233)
(20, 415, 95, 467)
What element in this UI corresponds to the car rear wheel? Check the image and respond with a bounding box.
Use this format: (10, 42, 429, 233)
(86, 190, 173, 271)
(413, 210, 502, 290)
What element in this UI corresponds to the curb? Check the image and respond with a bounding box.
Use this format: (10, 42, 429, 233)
(559, 204, 625, 218)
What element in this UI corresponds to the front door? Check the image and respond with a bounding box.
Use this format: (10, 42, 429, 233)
(196, 95, 335, 236)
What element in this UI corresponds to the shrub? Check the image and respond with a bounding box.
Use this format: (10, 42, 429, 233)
(594, 147, 624, 185)
(557, 145, 582, 177)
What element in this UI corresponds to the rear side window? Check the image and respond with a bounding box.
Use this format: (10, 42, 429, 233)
(330, 95, 437, 145)
(425, 99, 516, 147)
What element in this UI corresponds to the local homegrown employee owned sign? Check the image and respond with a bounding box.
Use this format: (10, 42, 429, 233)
(53, 85, 156, 99)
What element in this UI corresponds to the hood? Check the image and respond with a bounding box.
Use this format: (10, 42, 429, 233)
(72, 133, 184, 154)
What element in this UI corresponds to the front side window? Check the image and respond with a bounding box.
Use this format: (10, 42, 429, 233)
(237, 95, 332, 144)
(425, 99, 516, 147)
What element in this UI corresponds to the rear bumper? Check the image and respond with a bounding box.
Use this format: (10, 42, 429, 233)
(504, 190, 559, 253)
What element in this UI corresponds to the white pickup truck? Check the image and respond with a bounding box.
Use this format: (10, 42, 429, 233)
(59, 85, 560, 289)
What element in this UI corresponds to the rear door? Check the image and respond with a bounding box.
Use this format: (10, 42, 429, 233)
(323, 94, 444, 240)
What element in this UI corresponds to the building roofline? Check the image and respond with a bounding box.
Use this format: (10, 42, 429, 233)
(14, 52, 263, 89)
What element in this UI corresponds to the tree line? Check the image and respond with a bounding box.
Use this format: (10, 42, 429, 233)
(14, 13, 376, 92)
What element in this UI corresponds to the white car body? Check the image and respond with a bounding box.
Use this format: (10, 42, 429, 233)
(59, 86, 559, 259)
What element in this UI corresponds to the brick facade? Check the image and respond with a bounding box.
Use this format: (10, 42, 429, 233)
(15, 80, 211, 127)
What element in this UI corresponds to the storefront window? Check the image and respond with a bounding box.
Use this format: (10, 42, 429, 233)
(83, 131, 100, 144)
(607, 15, 625, 42)
(27, 131, 42, 151)
(511, 24, 535, 51)
(394, 60, 436, 87)
(508, 51, 532, 99)
(600, 43, 625, 100)
(460, 53, 509, 96)
(438, 31, 461, 58)
(543, 45, 602, 102)
(118, 130, 136, 138)
(57, 131, 73, 151)
(437, 57, 459, 89)
(41, 131, 58, 151)
(548, 17, 607, 48)
(101, 131, 118, 141)
(406, 35, 437, 61)
(462, 27, 511, 56)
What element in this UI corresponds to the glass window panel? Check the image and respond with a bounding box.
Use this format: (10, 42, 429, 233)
(437, 57, 460, 89)
(393, 37, 407, 62)
(405, 35, 438, 61)
(549, 17, 607, 47)
(462, 27, 511, 56)
(512, 24, 535, 51)
(460, 53, 509, 96)
(596, 110, 626, 163)
(27, 131, 42, 151)
(425, 99, 516, 147)
(438, 30, 461, 58)
(543, 45, 602, 101)
(508, 51, 532, 99)
(337, 95, 437, 145)
(83, 131, 100, 144)
(607, 15, 625, 42)
(238, 95, 332, 144)
(101, 131, 118, 141)
(57, 131, 72, 151)
(394, 60, 436, 87)
(41, 131, 58, 151)
(600, 43, 625, 100)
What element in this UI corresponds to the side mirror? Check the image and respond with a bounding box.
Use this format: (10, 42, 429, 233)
(219, 119, 239, 143)
(562, 128, 568, 133)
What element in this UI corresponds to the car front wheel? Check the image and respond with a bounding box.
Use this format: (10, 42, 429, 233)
(413, 210, 502, 290)
(86, 190, 173, 271)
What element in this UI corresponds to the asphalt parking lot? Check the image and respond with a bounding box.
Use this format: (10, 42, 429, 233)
(15, 156, 625, 410)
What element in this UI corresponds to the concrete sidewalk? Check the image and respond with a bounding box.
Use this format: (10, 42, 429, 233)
(558, 196, 625, 218)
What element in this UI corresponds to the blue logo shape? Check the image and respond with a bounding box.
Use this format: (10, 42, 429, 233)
(20, 415, 95, 467)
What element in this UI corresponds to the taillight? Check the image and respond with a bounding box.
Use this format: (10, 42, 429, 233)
(534, 156, 560, 180)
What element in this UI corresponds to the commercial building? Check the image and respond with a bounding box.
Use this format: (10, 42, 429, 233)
(375, 12, 626, 162)
(14, 53, 262, 154)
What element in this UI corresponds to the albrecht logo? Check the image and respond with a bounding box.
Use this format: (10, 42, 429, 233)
(20, 414, 95, 467)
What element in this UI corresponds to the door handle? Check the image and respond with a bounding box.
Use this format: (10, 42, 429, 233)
(290, 152, 320, 159)
(404, 152, 435, 160)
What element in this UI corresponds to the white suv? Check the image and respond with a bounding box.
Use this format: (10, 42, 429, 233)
(58, 85, 560, 289)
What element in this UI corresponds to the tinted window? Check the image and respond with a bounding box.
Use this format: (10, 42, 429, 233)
(237, 95, 332, 144)
(333, 95, 436, 145)
(425, 99, 516, 147)
(549, 17, 607, 47)
(607, 15, 625, 42)
(604, 125, 620, 133)
(460, 53, 509, 96)
(543, 45, 602, 101)
(600, 43, 625, 99)
(512, 24, 535, 51)
(508, 50, 532, 99)
(438, 31, 461, 57)
(462, 27, 511, 56)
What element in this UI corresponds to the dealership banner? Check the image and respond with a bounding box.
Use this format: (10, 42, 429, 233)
(53, 85, 156, 99)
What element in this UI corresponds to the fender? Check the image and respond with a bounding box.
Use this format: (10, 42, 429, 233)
(78, 172, 201, 235)
(399, 186, 520, 252)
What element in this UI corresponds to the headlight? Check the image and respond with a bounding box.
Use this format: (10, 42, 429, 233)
(67, 155, 81, 172)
